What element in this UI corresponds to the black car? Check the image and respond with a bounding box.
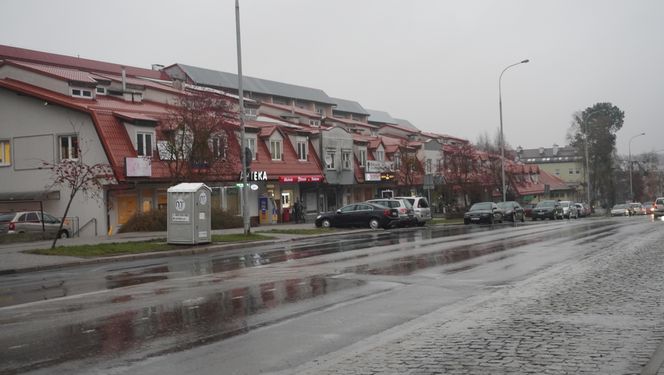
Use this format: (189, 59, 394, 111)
(463, 202, 503, 225)
(315, 202, 400, 229)
(531, 200, 564, 220)
(497, 201, 525, 222)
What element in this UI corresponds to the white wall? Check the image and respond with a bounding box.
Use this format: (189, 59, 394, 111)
(0, 87, 110, 236)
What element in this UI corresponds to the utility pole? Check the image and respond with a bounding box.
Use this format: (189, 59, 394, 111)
(235, 0, 250, 234)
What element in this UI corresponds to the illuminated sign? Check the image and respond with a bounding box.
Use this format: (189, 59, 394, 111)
(279, 175, 324, 183)
(239, 170, 268, 181)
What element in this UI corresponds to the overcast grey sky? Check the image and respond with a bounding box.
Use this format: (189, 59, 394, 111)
(2, 0, 663, 155)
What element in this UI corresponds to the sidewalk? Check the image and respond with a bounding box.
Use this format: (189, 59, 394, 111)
(0, 222, 335, 275)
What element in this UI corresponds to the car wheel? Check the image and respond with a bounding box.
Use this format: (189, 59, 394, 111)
(464, 219, 470, 225)
(321, 219, 332, 228)
(417, 221, 426, 227)
(369, 218, 380, 230)
(58, 230, 69, 239)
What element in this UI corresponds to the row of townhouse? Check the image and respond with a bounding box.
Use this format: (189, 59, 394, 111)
(0, 44, 571, 236)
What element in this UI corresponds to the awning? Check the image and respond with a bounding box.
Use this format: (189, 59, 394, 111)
(0, 190, 60, 202)
(279, 175, 324, 183)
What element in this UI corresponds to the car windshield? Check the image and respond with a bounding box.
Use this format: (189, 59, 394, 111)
(613, 204, 627, 209)
(470, 202, 493, 211)
(496, 202, 512, 209)
(536, 201, 555, 208)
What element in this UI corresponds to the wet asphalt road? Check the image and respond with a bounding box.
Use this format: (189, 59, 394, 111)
(1, 216, 663, 374)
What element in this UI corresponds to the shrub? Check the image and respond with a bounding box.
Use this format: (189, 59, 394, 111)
(118, 209, 167, 233)
(118, 208, 245, 233)
(211, 208, 243, 229)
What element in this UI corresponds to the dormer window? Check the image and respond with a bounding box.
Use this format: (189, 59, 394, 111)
(95, 87, 107, 95)
(270, 139, 282, 160)
(71, 88, 93, 99)
(136, 132, 153, 157)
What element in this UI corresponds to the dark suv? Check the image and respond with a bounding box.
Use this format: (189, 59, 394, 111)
(531, 200, 564, 220)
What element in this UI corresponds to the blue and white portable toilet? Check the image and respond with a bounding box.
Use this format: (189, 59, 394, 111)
(167, 182, 212, 244)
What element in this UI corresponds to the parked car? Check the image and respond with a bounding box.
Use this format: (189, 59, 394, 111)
(496, 201, 525, 222)
(531, 200, 564, 221)
(366, 198, 416, 227)
(523, 203, 536, 218)
(629, 202, 645, 215)
(653, 197, 664, 218)
(315, 203, 400, 229)
(610, 204, 631, 217)
(574, 203, 587, 218)
(463, 202, 503, 225)
(559, 201, 578, 219)
(576, 203, 591, 217)
(394, 196, 431, 226)
(0, 211, 71, 238)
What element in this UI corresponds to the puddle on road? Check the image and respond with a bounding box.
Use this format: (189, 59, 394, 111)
(0, 275, 365, 374)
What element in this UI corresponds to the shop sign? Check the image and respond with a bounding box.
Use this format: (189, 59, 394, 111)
(279, 175, 324, 183)
(380, 173, 395, 181)
(365, 172, 381, 182)
(239, 170, 268, 181)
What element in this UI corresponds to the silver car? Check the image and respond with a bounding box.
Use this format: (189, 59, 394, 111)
(0, 211, 72, 238)
(394, 196, 432, 226)
(366, 198, 416, 227)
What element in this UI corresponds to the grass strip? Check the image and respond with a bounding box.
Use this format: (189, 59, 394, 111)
(29, 241, 176, 257)
(255, 228, 337, 235)
(211, 233, 274, 242)
(431, 218, 464, 225)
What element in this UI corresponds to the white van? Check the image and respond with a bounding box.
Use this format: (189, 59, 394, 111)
(395, 196, 432, 226)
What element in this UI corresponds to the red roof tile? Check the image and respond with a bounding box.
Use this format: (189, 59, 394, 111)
(0, 44, 166, 80)
(3, 59, 99, 83)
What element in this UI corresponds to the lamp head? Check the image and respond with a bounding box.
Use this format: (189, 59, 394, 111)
(521, 59, 530, 64)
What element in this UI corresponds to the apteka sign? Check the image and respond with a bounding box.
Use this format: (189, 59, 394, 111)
(239, 170, 268, 181)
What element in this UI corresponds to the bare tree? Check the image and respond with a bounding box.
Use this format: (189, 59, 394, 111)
(396, 151, 423, 192)
(43, 159, 114, 249)
(159, 89, 241, 182)
(443, 143, 480, 208)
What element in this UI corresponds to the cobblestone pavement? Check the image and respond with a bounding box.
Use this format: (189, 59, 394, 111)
(293, 224, 664, 374)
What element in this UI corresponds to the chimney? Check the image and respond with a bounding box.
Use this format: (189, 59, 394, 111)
(151, 64, 165, 71)
(121, 66, 127, 92)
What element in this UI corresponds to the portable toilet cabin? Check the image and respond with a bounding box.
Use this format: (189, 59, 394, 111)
(167, 182, 212, 244)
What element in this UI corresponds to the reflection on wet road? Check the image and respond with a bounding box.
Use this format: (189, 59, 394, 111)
(0, 217, 655, 374)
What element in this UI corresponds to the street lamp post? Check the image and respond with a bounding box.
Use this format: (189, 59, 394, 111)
(499, 59, 529, 202)
(235, 0, 250, 235)
(629, 132, 646, 201)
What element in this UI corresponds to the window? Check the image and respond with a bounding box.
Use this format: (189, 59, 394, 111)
(95, 87, 107, 95)
(273, 96, 288, 105)
(315, 106, 325, 115)
(59, 135, 79, 160)
(210, 136, 227, 159)
(376, 150, 384, 162)
(394, 154, 401, 169)
(71, 88, 93, 98)
(270, 140, 282, 160)
(296, 138, 307, 161)
(0, 140, 10, 166)
(137, 132, 153, 157)
(244, 108, 257, 119)
(309, 119, 320, 127)
(247, 138, 256, 160)
(359, 149, 367, 167)
(554, 168, 560, 176)
(569, 168, 574, 174)
(325, 150, 336, 169)
(342, 150, 351, 170)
